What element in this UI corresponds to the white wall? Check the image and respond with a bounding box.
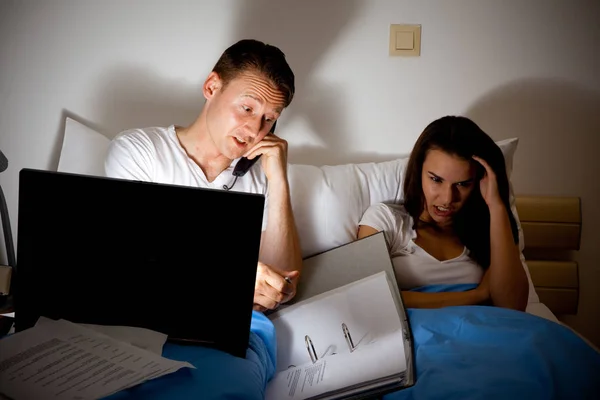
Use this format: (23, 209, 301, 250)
(1, 0, 599, 344)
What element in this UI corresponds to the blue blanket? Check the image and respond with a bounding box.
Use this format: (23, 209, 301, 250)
(107, 286, 600, 399)
(106, 312, 276, 400)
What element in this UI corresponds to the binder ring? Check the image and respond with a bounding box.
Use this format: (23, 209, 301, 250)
(342, 323, 356, 352)
(305, 335, 318, 363)
(305, 323, 357, 364)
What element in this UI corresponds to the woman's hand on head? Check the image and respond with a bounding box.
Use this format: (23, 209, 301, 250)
(472, 156, 503, 209)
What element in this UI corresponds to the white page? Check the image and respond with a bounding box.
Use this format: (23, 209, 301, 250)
(265, 331, 406, 400)
(0, 318, 194, 400)
(34, 317, 168, 356)
(293, 232, 398, 303)
(267, 272, 407, 399)
(270, 272, 404, 372)
(77, 324, 167, 355)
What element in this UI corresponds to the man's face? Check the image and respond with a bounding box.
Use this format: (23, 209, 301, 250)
(203, 71, 287, 160)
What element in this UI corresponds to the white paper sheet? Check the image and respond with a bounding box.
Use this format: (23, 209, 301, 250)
(270, 272, 404, 372)
(77, 323, 167, 356)
(265, 331, 406, 400)
(34, 318, 168, 356)
(0, 318, 194, 400)
(266, 272, 407, 400)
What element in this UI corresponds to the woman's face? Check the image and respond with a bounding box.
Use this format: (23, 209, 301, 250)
(420, 149, 477, 227)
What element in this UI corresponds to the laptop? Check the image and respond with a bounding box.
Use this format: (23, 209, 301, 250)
(14, 168, 265, 358)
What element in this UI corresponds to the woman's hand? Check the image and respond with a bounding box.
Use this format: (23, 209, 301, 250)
(472, 156, 503, 209)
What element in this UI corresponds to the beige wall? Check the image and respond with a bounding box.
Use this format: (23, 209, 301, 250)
(0, 0, 598, 344)
(466, 80, 600, 346)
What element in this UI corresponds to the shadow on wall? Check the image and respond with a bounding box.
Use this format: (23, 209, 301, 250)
(231, 0, 392, 166)
(83, 62, 404, 167)
(47, 66, 204, 171)
(464, 78, 600, 346)
(464, 78, 600, 196)
(78, 1, 400, 167)
(288, 146, 406, 167)
(92, 65, 203, 139)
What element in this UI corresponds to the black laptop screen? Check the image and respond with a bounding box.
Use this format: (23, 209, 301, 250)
(15, 168, 264, 358)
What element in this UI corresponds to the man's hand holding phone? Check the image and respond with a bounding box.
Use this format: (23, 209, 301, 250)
(242, 132, 289, 185)
(253, 262, 299, 312)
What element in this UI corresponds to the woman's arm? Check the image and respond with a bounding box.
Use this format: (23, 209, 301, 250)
(358, 225, 489, 308)
(473, 156, 529, 311)
(487, 204, 528, 310)
(401, 289, 487, 308)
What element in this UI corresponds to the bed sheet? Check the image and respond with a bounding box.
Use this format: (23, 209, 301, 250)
(104, 311, 276, 400)
(383, 284, 600, 399)
(103, 286, 600, 400)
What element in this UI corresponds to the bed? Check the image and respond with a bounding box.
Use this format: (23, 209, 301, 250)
(51, 120, 600, 399)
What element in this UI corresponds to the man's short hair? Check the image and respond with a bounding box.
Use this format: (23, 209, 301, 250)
(212, 39, 295, 108)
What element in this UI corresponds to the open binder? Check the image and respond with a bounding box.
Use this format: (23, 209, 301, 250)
(266, 233, 415, 400)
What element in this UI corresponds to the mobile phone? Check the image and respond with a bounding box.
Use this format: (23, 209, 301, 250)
(232, 121, 277, 177)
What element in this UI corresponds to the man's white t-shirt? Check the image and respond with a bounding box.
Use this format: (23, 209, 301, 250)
(359, 203, 483, 290)
(104, 125, 269, 230)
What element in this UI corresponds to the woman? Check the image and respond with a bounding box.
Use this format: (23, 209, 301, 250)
(358, 116, 528, 310)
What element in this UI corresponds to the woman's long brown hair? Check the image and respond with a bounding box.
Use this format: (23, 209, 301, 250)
(403, 116, 518, 269)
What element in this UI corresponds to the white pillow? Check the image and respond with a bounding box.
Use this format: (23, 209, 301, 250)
(57, 117, 111, 176)
(288, 158, 407, 258)
(54, 120, 539, 304)
(289, 138, 519, 258)
(288, 137, 540, 304)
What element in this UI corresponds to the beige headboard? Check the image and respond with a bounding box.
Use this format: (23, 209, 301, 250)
(515, 196, 582, 316)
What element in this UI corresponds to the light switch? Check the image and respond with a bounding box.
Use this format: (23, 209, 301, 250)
(389, 24, 421, 56)
(395, 31, 414, 50)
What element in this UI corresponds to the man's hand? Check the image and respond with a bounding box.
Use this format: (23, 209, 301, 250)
(253, 262, 299, 312)
(243, 134, 288, 184)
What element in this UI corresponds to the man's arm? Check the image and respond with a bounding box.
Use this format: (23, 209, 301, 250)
(259, 176, 302, 277)
(244, 134, 302, 309)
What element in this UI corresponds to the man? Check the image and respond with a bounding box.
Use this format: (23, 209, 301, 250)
(104, 39, 302, 312)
